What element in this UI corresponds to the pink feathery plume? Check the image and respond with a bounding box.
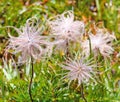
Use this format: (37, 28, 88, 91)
(6, 18, 53, 64)
(61, 56, 95, 85)
(48, 10, 85, 41)
(82, 28, 116, 58)
(48, 10, 85, 53)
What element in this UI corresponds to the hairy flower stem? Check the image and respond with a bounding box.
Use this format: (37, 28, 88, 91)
(81, 84, 87, 102)
(29, 58, 34, 102)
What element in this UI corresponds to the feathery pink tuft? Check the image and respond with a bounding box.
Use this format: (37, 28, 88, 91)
(82, 28, 116, 57)
(61, 57, 94, 85)
(6, 18, 53, 64)
(48, 11, 85, 41)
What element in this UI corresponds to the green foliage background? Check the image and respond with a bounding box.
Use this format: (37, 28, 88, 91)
(0, 0, 120, 101)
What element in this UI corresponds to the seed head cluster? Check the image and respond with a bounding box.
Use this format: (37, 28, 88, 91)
(5, 11, 116, 85)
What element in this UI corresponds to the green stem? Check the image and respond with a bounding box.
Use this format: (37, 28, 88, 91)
(29, 58, 34, 102)
(95, 0, 101, 20)
(88, 36, 92, 58)
(81, 83, 87, 102)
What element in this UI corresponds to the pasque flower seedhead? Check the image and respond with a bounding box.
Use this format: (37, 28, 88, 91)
(6, 18, 53, 64)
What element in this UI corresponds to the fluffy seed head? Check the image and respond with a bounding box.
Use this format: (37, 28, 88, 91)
(48, 10, 85, 41)
(61, 57, 94, 85)
(82, 28, 116, 57)
(6, 18, 53, 64)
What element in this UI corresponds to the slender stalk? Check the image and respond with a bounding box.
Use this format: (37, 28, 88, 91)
(66, 40, 70, 57)
(95, 0, 101, 19)
(81, 83, 87, 102)
(88, 36, 92, 58)
(76, 0, 79, 8)
(29, 58, 34, 102)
